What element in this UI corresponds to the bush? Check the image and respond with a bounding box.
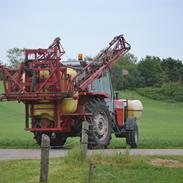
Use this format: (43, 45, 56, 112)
(137, 87, 166, 101)
(136, 82, 183, 102)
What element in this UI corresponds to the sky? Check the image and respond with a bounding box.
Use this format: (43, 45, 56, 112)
(0, 0, 183, 63)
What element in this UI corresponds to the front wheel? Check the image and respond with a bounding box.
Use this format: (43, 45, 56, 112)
(125, 117, 139, 148)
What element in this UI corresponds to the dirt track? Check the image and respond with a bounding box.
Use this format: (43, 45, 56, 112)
(0, 149, 183, 161)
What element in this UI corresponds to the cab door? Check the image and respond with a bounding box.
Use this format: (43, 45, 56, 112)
(90, 70, 114, 113)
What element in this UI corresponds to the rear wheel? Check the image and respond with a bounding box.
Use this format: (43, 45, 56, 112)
(125, 117, 139, 148)
(33, 118, 67, 148)
(34, 132, 67, 148)
(85, 98, 112, 149)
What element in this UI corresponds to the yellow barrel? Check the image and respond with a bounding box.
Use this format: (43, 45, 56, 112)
(61, 98, 78, 113)
(60, 68, 78, 113)
(33, 104, 54, 120)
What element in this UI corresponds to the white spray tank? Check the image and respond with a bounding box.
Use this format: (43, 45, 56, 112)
(127, 100, 143, 119)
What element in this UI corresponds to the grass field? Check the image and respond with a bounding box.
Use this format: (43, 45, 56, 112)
(0, 151, 183, 183)
(0, 82, 183, 148)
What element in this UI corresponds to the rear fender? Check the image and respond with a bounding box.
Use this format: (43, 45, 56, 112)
(79, 92, 109, 98)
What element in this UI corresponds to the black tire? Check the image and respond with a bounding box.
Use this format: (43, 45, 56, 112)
(34, 118, 67, 149)
(85, 98, 112, 149)
(125, 117, 139, 148)
(34, 132, 67, 148)
(33, 118, 67, 148)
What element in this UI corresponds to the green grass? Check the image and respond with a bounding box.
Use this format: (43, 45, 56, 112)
(0, 81, 183, 148)
(0, 152, 183, 183)
(0, 100, 36, 148)
(0, 82, 35, 148)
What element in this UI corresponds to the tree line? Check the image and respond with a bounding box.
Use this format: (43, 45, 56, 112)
(111, 53, 183, 90)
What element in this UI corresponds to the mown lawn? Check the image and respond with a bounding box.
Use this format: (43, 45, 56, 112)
(0, 152, 183, 183)
(0, 81, 183, 148)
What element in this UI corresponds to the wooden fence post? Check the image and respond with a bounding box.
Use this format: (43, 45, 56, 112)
(40, 134, 50, 183)
(88, 162, 95, 183)
(81, 120, 89, 161)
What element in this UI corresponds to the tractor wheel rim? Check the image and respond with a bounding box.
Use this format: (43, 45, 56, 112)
(93, 112, 108, 141)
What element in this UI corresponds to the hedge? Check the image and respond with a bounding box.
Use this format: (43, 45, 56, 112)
(136, 82, 183, 102)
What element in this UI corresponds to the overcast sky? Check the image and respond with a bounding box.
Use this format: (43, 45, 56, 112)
(0, 0, 183, 63)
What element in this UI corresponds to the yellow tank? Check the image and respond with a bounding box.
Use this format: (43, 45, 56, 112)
(34, 68, 78, 119)
(33, 104, 54, 120)
(60, 68, 78, 113)
(128, 100, 143, 119)
(40, 70, 49, 78)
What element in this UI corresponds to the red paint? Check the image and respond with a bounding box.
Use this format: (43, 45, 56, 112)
(114, 99, 124, 127)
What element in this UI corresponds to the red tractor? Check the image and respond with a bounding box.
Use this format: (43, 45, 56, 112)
(0, 35, 143, 148)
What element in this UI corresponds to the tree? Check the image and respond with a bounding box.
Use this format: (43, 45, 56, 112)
(7, 48, 24, 69)
(180, 66, 183, 84)
(111, 53, 140, 90)
(137, 56, 163, 87)
(161, 57, 183, 83)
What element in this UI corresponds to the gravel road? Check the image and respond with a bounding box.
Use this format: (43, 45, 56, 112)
(0, 149, 183, 161)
